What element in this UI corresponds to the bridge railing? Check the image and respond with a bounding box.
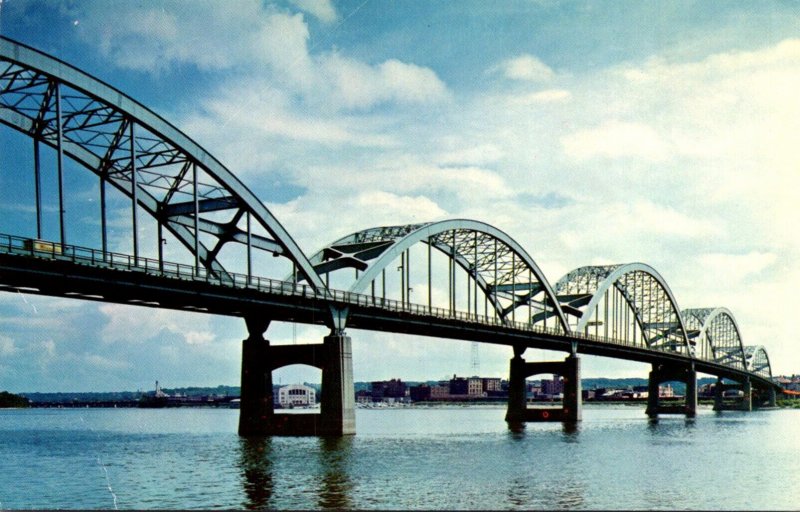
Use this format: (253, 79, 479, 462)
(0, 234, 726, 367)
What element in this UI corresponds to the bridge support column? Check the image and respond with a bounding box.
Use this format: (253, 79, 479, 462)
(712, 376, 753, 412)
(505, 347, 528, 423)
(645, 363, 696, 419)
(238, 318, 274, 436)
(238, 321, 355, 436)
(767, 387, 777, 407)
(320, 333, 356, 436)
(505, 347, 581, 425)
(713, 376, 724, 412)
(740, 378, 752, 412)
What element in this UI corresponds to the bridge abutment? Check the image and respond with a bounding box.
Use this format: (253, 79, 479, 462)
(505, 348, 581, 425)
(645, 363, 697, 418)
(238, 320, 355, 436)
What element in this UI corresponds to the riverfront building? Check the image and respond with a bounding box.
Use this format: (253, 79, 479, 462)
(371, 379, 407, 402)
(276, 384, 316, 408)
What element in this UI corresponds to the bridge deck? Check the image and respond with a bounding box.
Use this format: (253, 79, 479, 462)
(0, 233, 778, 391)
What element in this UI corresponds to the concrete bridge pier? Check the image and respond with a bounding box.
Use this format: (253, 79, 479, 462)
(767, 387, 777, 407)
(239, 317, 275, 436)
(238, 319, 355, 436)
(712, 376, 752, 412)
(505, 345, 581, 424)
(646, 363, 697, 418)
(319, 332, 356, 436)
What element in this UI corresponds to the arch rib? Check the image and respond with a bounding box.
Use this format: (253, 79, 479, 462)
(555, 263, 692, 355)
(0, 36, 325, 292)
(308, 219, 569, 332)
(682, 307, 747, 370)
(744, 345, 773, 379)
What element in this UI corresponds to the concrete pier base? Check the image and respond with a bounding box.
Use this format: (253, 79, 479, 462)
(712, 376, 752, 412)
(645, 363, 696, 418)
(505, 348, 581, 424)
(238, 322, 355, 436)
(320, 334, 356, 436)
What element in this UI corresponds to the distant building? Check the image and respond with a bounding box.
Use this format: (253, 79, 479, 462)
(482, 378, 502, 393)
(409, 385, 431, 402)
(659, 384, 674, 398)
(467, 377, 484, 397)
(541, 376, 564, 397)
(449, 375, 469, 395)
(371, 379, 407, 402)
(431, 383, 450, 400)
(277, 384, 316, 407)
(355, 389, 372, 404)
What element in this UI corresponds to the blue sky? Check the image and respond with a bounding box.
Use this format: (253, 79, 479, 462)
(1, 0, 799, 391)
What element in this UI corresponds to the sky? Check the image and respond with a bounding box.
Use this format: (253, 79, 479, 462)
(1, 0, 799, 391)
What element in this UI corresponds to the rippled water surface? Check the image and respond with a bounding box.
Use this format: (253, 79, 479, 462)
(1, 405, 798, 509)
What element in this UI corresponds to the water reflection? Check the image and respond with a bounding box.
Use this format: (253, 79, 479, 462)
(553, 481, 586, 509)
(645, 415, 697, 446)
(238, 437, 274, 510)
(506, 421, 581, 442)
(561, 421, 580, 440)
(317, 437, 354, 510)
(505, 475, 586, 509)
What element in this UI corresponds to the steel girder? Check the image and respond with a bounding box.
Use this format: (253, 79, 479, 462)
(554, 263, 692, 356)
(0, 36, 325, 292)
(743, 345, 772, 379)
(682, 307, 746, 371)
(305, 219, 570, 332)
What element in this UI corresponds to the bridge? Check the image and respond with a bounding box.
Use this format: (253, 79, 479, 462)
(0, 37, 781, 435)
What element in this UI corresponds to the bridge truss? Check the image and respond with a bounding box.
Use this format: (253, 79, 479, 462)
(0, 36, 325, 292)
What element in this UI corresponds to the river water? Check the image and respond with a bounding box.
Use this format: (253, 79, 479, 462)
(0, 405, 797, 510)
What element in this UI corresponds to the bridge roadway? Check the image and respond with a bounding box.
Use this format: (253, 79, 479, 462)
(0, 233, 776, 391)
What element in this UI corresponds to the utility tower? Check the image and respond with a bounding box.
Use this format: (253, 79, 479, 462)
(471, 342, 480, 376)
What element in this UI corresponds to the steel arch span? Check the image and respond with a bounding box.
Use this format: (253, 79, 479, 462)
(0, 36, 326, 291)
(682, 307, 746, 371)
(744, 345, 773, 380)
(554, 263, 692, 356)
(304, 219, 570, 332)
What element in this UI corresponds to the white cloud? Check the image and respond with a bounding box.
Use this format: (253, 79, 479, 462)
(85, 353, 130, 370)
(318, 54, 450, 110)
(74, 2, 449, 113)
(79, 1, 273, 72)
(495, 54, 555, 82)
(355, 191, 447, 220)
(435, 144, 505, 166)
(290, 0, 338, 24)
(561, 121, 670, 162)
(506, 89, 572, 106)
(185, 331, 216, 346)
(698, 252, 777, 282)
(99, 304, 216, 346)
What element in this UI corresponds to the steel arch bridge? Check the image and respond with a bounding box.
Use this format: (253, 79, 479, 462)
(0, 37, 783, 433)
